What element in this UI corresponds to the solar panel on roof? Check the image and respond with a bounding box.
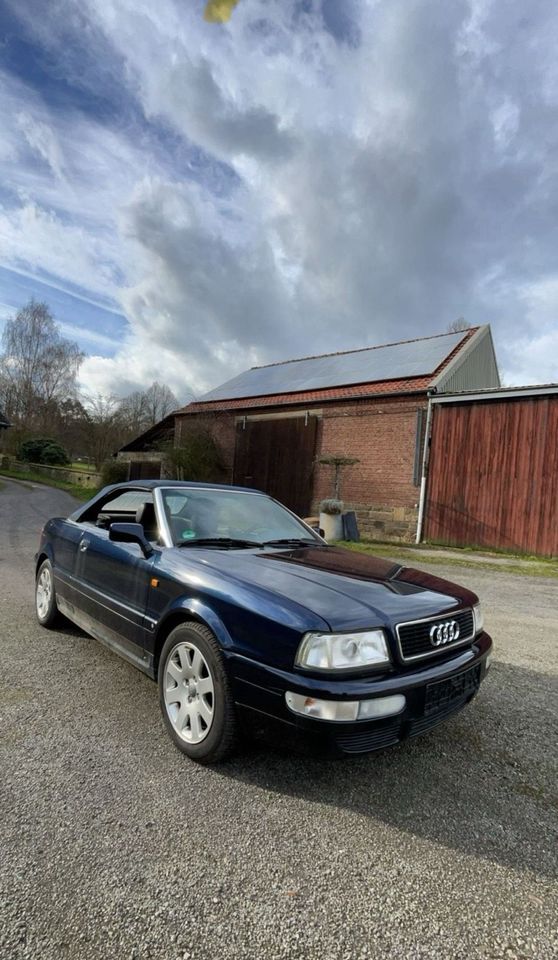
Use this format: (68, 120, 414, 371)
(200, 332, 465, 402)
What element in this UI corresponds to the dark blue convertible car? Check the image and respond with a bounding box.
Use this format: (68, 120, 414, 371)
(35, 480, 492, 762)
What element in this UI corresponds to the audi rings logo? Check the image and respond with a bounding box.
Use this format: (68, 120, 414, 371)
(429, 620, 460, 646)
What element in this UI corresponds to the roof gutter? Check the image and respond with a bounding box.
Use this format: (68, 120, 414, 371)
(431, 384, 558, 403)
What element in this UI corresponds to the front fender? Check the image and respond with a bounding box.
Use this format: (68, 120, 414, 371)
(154, 597, 235, 652)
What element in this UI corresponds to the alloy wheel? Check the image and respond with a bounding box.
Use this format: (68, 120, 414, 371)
(36, 566, 52, 620)
(163, 642, 215, 743)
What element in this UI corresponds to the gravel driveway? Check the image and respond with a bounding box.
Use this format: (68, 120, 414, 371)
(1, 478, 557, 960)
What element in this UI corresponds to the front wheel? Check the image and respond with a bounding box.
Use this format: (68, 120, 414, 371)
(158, 622, 238, 763)
(35, 559, 60, 627)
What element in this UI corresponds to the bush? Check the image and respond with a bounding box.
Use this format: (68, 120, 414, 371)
(19, 437, 70, 466)
(100, 459, 130, 488)
(162, 427, 226, 482)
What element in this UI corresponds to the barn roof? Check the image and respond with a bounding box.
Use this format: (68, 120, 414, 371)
(180, 327, 483, 414)
(117, 412, 177, 453)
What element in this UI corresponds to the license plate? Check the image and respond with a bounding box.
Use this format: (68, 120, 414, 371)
(424, 664, 481, 716)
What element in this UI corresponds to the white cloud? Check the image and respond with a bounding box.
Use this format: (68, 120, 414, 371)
(0, 201, 120, 297)
(501, 329, 558, 386)
(79, 340, 197, 402)
(491, 98, 520, 150)
(16, 112, 66, 181)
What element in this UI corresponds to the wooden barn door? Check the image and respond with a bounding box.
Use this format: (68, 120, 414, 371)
(424, 398, 558, 556)
(128, 460, 161, 480)
(233, 417, 318, 517)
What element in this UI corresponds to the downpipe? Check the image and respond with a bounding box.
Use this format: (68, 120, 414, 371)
(415, 396, 433, 544)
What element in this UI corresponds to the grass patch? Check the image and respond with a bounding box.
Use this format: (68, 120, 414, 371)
(421, 539, 554, 563)
(334, 540, 558, 580)
(0, 468, 96, 501)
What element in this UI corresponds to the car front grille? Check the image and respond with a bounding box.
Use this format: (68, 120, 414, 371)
(396, 608, 475, 662)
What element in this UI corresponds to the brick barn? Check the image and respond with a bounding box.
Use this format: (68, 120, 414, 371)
(172, 326, 499, 541)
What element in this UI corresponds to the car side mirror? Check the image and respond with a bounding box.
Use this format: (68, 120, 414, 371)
(109, 522, 154, 558)
(319, 527, 325, 539)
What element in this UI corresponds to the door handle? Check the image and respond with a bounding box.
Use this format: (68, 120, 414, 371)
(79, 539, 90, 552)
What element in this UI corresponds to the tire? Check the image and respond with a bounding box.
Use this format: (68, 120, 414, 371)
(158, 622, 238, 763)
(35, 559, 60, 628)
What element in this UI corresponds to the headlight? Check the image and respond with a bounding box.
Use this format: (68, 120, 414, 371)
(473, 603, 484, 634)
(295, 629, 390, 671)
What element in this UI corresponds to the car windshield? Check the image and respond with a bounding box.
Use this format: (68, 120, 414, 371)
(161, 488, 318, 547)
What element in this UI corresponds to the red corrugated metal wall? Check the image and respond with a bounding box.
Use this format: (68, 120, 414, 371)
(424, 396, 558, 556)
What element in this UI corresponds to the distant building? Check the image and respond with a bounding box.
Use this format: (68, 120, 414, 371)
(172, 326, 499, 540)
(117, 327, 558, 555)
(117, 413, 176, 479)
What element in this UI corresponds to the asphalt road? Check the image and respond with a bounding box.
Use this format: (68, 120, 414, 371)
(1, 478, 557, 960)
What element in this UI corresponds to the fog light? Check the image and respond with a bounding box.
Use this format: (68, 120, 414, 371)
(285, 692, 359, 721)
(357, 695, 406, 719)
(285, 692, 406, 722)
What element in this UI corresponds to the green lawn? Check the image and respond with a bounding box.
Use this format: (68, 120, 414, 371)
(335, 539, 558, 579)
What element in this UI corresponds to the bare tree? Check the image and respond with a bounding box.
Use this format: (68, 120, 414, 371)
(118, 389, 149, 438)
(446, 317, 472, 333)
(141, 382, 179, 426)
(119, 381, 179, 436)
(80, 394, 127, 469)
(0, 299, 83, 431)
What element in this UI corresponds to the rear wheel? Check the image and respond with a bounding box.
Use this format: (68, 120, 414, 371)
(158, 622, 238, 763)
(35, 559, 59, 627)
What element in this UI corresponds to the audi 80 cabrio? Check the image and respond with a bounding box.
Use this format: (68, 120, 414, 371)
(35, 480, 492, 763)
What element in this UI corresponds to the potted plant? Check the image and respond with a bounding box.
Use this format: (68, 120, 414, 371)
(319, 497, 344, 541)
(317, 454, 360, 541)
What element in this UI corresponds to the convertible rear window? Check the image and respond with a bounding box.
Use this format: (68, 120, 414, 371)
(102, 492, 152, 513)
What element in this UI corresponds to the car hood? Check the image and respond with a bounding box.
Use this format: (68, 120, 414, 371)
(176, 544, 477, 631)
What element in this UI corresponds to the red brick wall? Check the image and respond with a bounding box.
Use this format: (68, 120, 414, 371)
(314, 396, 427, 508)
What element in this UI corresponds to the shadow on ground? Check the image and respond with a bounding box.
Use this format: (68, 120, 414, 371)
(213, 661, 558, 881)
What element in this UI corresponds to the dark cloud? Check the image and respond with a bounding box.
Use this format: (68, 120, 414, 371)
(1, 0, 558, 394)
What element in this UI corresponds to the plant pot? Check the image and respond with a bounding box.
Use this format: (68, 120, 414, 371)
(319, 511, 343, 542)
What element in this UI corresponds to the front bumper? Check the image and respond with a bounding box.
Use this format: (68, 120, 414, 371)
(227, 632, 492, 756)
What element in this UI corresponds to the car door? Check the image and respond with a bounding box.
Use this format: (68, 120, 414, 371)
(47, 518, 85, 607)
(73, 525, 155, 664)
(72, 490, 158, 666)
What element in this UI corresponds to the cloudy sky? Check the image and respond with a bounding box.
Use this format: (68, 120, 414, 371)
(0, 0, 557, 401)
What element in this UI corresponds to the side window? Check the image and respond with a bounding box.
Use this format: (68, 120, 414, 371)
(78, 490, 153, 528)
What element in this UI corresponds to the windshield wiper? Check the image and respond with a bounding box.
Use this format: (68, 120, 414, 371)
(176, 537, 262, 549)
(261, 538, 322, 548)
